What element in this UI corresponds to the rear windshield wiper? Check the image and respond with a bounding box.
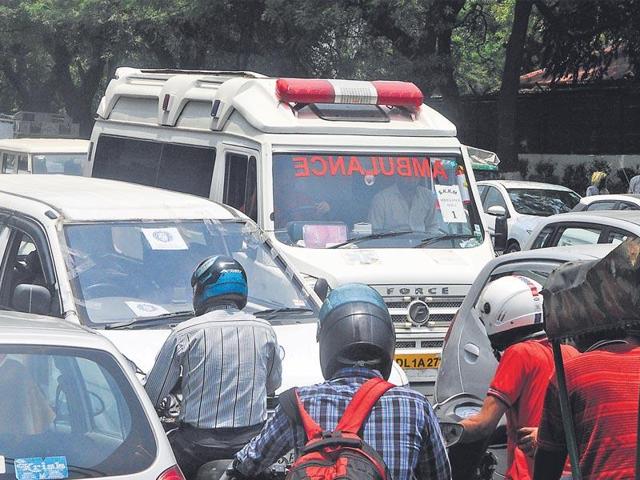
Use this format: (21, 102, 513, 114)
(254, 307, 313, 320)
(104, 311, 193, 330)
(329, 230, 414, 249)
(415, 234, 475, 248)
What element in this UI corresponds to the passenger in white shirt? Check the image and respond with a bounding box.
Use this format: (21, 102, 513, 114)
(368, 178, 441, 235)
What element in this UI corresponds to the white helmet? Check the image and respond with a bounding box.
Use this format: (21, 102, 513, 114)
(477, 275, 544, 341)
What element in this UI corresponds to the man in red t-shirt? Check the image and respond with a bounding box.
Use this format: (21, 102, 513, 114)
(534, 331, 640, 480)
(459, 276, 578, 480)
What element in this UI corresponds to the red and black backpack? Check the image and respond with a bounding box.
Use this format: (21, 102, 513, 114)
(278, 377, 394, 480)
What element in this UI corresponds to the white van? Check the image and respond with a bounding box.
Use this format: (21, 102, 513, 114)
(0, 138, 89, 175)
(88, 68, 495, 392)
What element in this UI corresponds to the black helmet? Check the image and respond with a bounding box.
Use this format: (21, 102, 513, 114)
(191, 255, 248, 315)
(317, 283, 395, 380)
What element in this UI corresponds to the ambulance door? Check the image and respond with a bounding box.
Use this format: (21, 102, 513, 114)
(220, 146, 260, 224)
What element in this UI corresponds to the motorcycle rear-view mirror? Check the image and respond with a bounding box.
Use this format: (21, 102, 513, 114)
(439, 421, 465, 448)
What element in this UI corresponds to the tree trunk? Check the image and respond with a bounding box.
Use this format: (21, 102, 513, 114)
(497, 0, 533, 172)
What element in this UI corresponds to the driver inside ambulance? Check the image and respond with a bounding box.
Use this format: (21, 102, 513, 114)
(368, 176, 441, 235)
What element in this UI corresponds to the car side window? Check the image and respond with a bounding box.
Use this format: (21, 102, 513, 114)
(586, 201, 617, 211)
(607, 229, 635, 246)
(531, 226, 555, 249)
(483, 186, 507, 212)
(223, 153, 258, 222)
(619, 202, 640, 211)
(2, 153, 16, 174)
(555, 226, 601, 247)
(477, 185, 487, 200)
(17, 155, 29, 173)
(0, 230, 49, 313)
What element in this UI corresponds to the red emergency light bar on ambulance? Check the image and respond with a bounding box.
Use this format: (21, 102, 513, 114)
(275, 78, 424, 110)
(90, 68, 495, 396)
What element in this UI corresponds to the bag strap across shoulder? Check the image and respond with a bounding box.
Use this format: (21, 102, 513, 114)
(279, 377, 394, 441)
(336, 377, 394, 435)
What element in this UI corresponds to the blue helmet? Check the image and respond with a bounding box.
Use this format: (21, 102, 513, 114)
(317, 283, 395, 379)
(191, 255, 248, 314)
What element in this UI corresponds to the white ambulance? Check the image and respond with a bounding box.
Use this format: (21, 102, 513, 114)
(88, 68, 496, 392)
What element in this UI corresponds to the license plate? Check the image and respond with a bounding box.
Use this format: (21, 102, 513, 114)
(395, 353, 441, 369)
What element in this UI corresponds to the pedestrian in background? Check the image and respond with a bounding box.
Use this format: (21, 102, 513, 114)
(585, 171, 609, 196)
(628, 172, 640, 194)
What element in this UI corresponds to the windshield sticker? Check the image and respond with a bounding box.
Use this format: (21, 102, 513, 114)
(125, 301, 170, 318)
(14, 456, 68, 480)
(435, 184, 466, 223)
(142, 227, 188, 250)
(0, 455, 5, 474)
(302, 224, 347, 248)
(291, 156, 449, 180)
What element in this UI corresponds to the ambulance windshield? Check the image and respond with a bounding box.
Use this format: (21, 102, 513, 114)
(272, 153, 484, 249)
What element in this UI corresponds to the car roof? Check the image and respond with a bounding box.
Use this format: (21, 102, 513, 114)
(579, 194, 640, 204)
(478, 180, 576, 192)
(0, 138, 89, 153)
(539, 210, 640, 226)
(0, 175, 239, 222)
(499, 243, 616, 262)
(0, 310, 117, 350)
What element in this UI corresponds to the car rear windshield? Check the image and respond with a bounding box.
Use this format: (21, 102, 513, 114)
(0, 345, 157, 478)
(507, 188, 581, 216)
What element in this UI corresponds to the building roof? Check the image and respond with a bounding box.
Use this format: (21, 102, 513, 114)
(0, 175, 238, 222)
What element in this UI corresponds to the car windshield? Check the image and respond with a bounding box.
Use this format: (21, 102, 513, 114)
(63, 220, 316, 327)
(32, 153, 85, 175)
(272, 152, 484, 249)
(0, 345, 156, 478)
(507, 188, 580, 216)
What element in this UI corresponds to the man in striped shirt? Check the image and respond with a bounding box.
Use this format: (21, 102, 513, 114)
(145, 255, 282, 479)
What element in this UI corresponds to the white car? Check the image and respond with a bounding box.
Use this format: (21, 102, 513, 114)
(0, 175, 408, 393)
(477, 180, 581, 253)
(572, 193, 640, 212)
(0, 138, 89, 175)
(0, 311, 182, 479)
(523, 210, 640, 250)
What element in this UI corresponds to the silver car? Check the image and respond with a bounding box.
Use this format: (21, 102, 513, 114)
(434, 243, 615, 479)
(0, 311, 182, 479)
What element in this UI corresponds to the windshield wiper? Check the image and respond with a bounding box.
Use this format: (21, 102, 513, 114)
(416, 234, 475, 248)
(254, 307, 313, 320)
(104, 311, 193, 330)
(328, 230, 414, 249)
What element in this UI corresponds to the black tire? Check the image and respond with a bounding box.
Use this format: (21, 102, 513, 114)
(506, 241, 521, 253)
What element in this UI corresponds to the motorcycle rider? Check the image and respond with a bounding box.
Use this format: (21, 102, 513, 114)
(458, 276, 577, 480)
(227, 283, 451, 480)
(145, 255, 282, 479)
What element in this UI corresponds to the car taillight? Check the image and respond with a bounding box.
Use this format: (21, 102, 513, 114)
(275, 78, 424, 110)
(157, 465, 185, 480)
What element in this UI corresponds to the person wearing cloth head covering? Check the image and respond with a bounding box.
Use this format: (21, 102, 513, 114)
(231, 283, 451, 480)
(145, 255, 282, 479)
(586, 171, 609, 196)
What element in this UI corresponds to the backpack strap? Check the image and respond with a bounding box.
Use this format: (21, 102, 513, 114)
(336, 377, 394, 435)
(279, 387, 324, 441)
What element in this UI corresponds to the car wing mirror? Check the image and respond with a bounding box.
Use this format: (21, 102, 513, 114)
(12, 284, 51, 315)
(486, 205, 507, 217)
(313, 278, 329, 301)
